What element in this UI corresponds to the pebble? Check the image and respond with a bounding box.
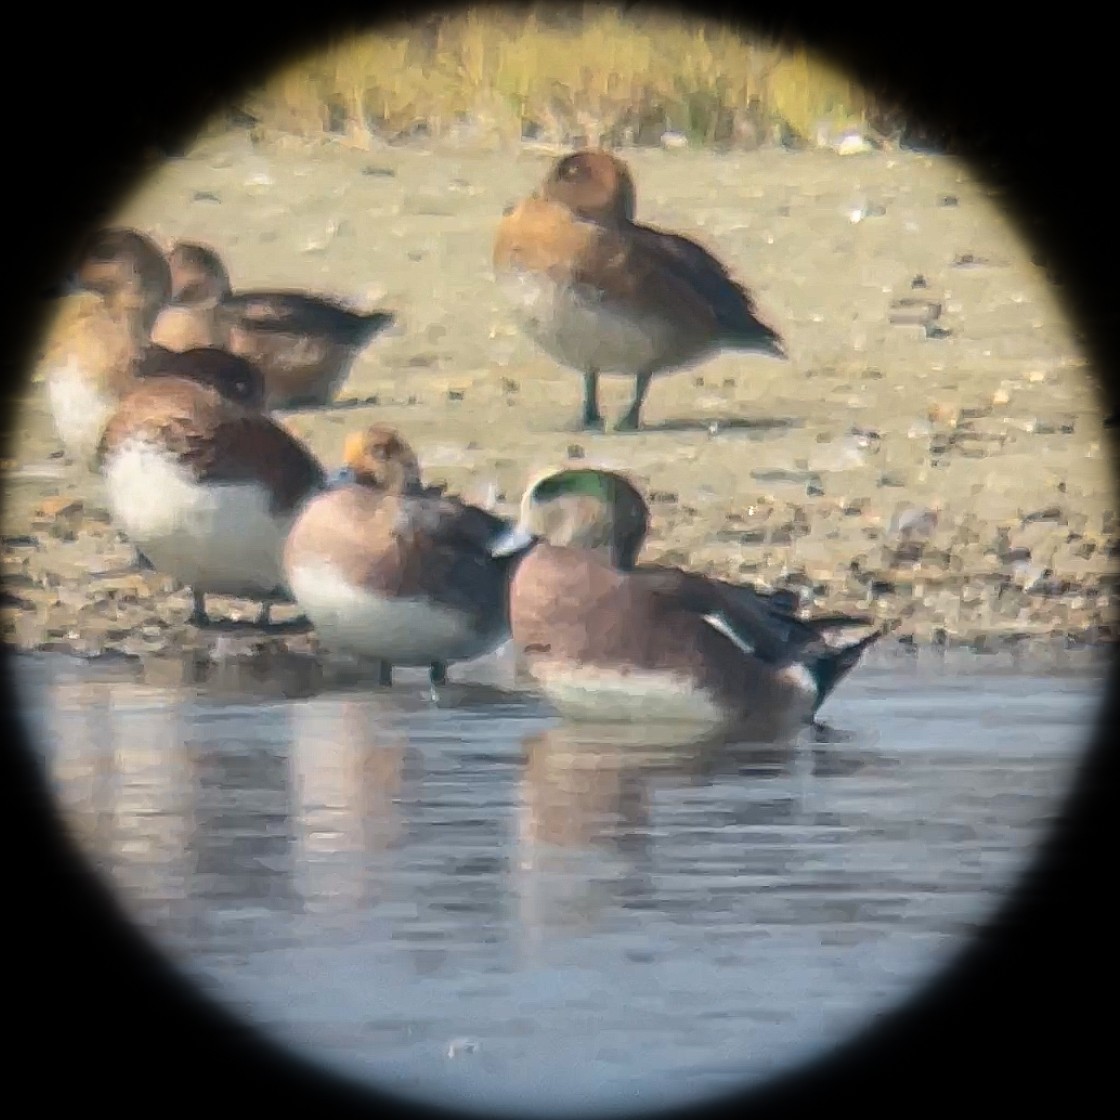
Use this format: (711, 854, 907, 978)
(888, 504, 941, 543)
(835, 133, 874, 156)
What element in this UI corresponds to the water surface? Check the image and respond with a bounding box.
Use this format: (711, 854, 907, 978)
(14, 649, 1104, 1118)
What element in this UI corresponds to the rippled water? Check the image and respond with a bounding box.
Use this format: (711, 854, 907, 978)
(12, 648, 1104, 1117)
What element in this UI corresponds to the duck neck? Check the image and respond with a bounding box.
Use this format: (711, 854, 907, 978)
(115, 291, 171, 339)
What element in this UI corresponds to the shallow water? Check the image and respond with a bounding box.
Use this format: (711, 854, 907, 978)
(13, 649, 1105, 1118)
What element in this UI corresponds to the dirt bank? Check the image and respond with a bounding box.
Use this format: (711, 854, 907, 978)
(3, 134, 1116, 666)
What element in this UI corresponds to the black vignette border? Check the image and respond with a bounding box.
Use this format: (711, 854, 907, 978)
(1, 2, 1115, 1118)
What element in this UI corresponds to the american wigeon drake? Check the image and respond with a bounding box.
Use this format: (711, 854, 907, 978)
(150, 240, 395, 409)
(491, 467, 882, 738)
(493, 149, 786, 432)
(38, 227, 172, 467)
(96, 346, 326, 627)
(282, 424, 526, 687)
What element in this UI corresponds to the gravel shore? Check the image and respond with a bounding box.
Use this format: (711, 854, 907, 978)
(3, 134, 1116, 666)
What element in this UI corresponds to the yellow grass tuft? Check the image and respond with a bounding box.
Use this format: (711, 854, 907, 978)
(233, 5, 874, 148)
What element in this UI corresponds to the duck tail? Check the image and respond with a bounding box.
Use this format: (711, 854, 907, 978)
(727, 318, 787, 360)
(755, 324, 788, 360)
(355, 310, 395, 344)
(806, 628, 883, 710)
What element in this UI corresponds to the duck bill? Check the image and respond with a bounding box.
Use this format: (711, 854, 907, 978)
(489, 523, 538, 558)
(324, 466, 357, 489)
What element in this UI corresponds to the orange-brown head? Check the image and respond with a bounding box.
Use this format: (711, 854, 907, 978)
(537, 149, 637, 224)
(73, 227, 171, 318)
(166, 241, 233, 306)
(342, 425, 424, 494)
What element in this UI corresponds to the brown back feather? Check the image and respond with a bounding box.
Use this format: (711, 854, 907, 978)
(98, 377, 324, 515)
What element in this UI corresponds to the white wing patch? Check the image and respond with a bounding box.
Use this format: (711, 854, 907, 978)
(701, 611, 756, 656)
(702, 611, 819, 705)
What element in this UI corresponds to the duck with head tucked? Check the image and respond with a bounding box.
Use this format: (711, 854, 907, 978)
(38, 227, 172, 468)
(283, 425, 529, 688)
(491, 467, 882, 739)
(150, 240, 395, 410)
(493, 149, 786, 432)
(96, 346, 326, 627)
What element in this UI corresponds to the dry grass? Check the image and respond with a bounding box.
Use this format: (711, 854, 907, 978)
(229, 4, 873, 148)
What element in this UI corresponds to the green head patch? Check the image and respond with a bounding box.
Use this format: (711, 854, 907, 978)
(529, 469, 616, 505)
(528, 469, 650, 568)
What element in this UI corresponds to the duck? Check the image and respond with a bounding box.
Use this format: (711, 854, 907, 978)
(493, 148, 786, 432)
(96, 346, 326, 627)
(490, 466, 883, 738)
(282, 424, 526, 687)
(37, 227, 172, 468)
(150, 239, 395, 409)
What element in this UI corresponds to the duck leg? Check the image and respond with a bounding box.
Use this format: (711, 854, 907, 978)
(378, 661, 393, 687)
(255, 602, 272, 627)
(189, 590, 211, 627)
(427, 662, 448, 704)
(616, 370, 654, 432)
(581, 369, 605, 430)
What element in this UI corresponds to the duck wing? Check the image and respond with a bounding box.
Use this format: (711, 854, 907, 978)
(222, 292, 394, 347)
(630, 223, 786, 354)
